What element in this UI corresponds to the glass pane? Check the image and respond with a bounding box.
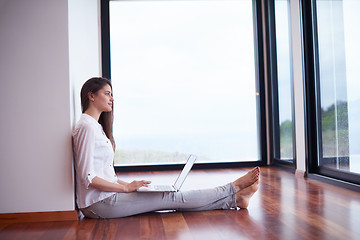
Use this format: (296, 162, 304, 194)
(109, 0, 260, 165)
(275, 0, 294, 161)
(316, 0, 360, 174)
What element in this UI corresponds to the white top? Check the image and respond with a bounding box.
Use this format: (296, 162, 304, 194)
(72, 113, 118, 209)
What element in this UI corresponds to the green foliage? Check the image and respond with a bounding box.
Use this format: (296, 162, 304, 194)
(321, 101, 349, 157)
(279, 120, 293, 159)
(322, 101, 349, 131)
(280, 120, 292, 138)
(278, 101, 350, 158)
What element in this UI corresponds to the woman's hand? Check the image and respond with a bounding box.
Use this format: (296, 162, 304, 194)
(90, 177, 151, 193)
(126, 180, 151, 192)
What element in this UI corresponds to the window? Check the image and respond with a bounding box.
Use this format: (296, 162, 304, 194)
(303, 0, 360, 184)
(274, 0, 294, 162)
(104, 0, 265, 166)
(267, 0, 295, 165)
(315, 0, 360, 175)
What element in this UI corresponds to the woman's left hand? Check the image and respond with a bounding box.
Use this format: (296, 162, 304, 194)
(126, 180, 151, 192)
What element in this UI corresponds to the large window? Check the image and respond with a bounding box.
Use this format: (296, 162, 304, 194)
(315, 0, 360, 175)
(267, 0, 295, 165)
(274, 0, 295, 162)
(303, 0, 360, 184)
(105, 0, 264, 166)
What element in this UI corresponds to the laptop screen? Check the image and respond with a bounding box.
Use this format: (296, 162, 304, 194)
(173, 155, 197, 190)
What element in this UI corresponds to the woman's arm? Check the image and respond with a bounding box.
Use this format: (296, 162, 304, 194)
(90, 176, 151, 193)
(117, 179, 129, 186)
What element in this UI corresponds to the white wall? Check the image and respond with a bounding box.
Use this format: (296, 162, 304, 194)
(0, 0, 74, 213)
(69, 0, 102, 126)
(0, 0, 101, 214)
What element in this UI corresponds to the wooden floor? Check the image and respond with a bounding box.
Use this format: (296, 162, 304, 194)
(1, 167, 360, 240)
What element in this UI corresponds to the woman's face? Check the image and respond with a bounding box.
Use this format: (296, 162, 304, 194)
(91, 84, 114, 112)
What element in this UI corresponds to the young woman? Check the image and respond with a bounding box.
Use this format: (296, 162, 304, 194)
(73, 77, 260, 218)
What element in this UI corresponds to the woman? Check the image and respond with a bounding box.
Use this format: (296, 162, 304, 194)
(73, 77, 260, 218)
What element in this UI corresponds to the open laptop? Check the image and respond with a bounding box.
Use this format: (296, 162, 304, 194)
(137, 155, 197, 192)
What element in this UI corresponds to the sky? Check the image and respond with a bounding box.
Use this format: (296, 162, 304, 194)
(108, 0, 360, 161)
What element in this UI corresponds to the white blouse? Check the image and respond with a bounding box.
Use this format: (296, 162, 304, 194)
(72, 113, 118, 209)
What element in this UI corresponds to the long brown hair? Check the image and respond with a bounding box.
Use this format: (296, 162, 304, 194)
(80, 77, 115, 149)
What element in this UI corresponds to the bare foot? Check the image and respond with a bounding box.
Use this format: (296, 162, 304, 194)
(232, 167, 260, 191)
(236, 180, 259, 209)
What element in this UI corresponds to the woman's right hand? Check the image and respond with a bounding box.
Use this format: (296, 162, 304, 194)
(126, 180, 151, 192)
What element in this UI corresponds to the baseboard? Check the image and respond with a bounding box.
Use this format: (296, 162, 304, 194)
(295, 169, 307, 178)
(0, 210, 78, 224)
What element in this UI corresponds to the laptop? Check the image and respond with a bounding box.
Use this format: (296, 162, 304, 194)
(137, 155, 197, 192)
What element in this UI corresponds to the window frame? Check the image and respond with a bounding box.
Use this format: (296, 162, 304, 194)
(100, 0, 267, 171)
(300, 0, 360, 188)
(265, 0, 296, 169)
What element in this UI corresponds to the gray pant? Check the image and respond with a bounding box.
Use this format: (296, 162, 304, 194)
(81, 183, 237, 218)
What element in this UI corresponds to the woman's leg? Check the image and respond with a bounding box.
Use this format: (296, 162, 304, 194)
(81, 183, 237, 218)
